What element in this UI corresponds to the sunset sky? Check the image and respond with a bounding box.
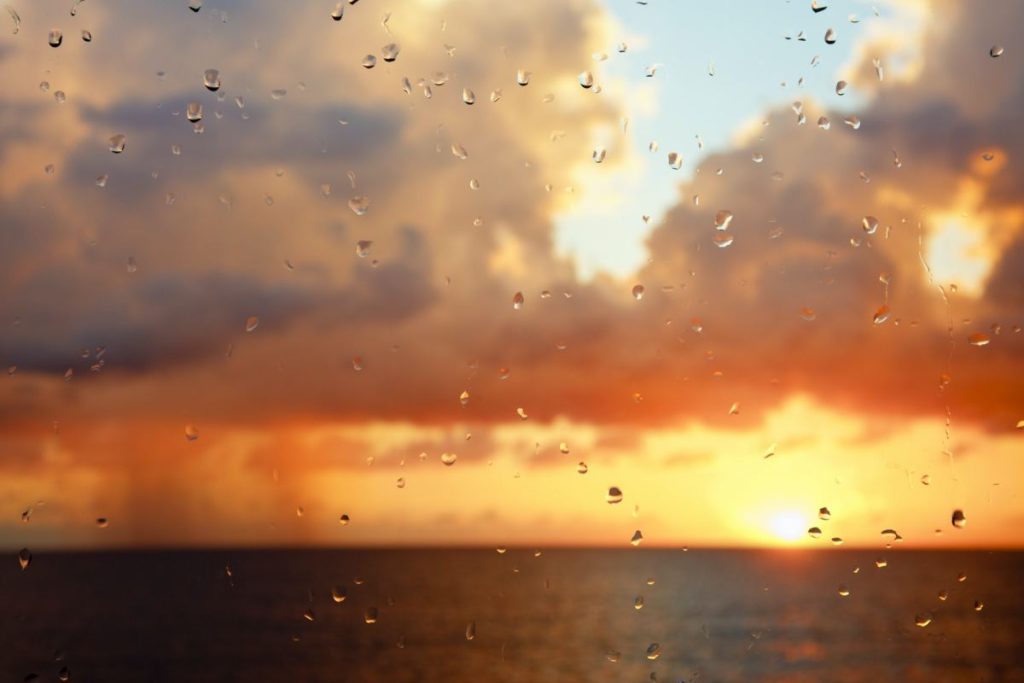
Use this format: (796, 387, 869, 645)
(1, 0, 1021, 550)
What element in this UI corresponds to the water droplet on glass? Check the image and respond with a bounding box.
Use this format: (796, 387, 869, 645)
(184, 424, 199, 441)
(461, 87, 475, 105)
(592, 147, 606, 163)
(818, 507, 831, 520)
(872, 305, 891, 325)
(808, 527, 822, 538)
(606, 487, 623, 504)
(338, 514, 350, 526)
(81, 29, 92, 42)
(989, 45, 1004, 58)
(667, 152, 682, 170)
(108, 134, 126, 154)
(395, 477, 405, 489)
(843, 115, 861, 130)
(348, 196, 370, 215)
(381, 43, 400, 62)
(512, 292, 525, 310)
(355, 240, 373, 258)
(835, 80, 847, 95)
(577, 462, 588, 474)
(630, 530, 644, 546)
(914, 612, 932, 627)
(875, 558, 888, 568)
(363, 607, 378, 624)
(646, 643, 661, 660)
(951, 509, 966, 528)
(714, 210, 734, 230)
(824, 28, 836, 44)
(331, 585, 347, 602)
(245, 316, 259, 332)
(440, 452, 457, 466)
(973, 600, 984, 612)
(967, 332, 990, 347)
(330, 3, 344, 20)
(465, 621, 476, 640)
(48, 29, 63, 47)
(203, 69, 221, 91)
(713, 233, 734, 248)
(516, 69, 530, 86)
(837, 585, 850, 597)
(579, 71, 594, 89)
(632, 284, 645, 301)
(17, 548, 31, 570)
(362, 54, 377, 69)
(188, 0, 202, 11)
(186, 101, 203, 122)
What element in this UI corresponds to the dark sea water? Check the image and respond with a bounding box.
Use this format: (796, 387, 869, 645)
(1, 549, 1021, 682)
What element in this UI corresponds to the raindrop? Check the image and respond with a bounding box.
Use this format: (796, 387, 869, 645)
(634, 596, 644, 609)
(462, 88, 475, 105)
(914, 613, 932, 627)
(330, 3, 344, 20)
(872, 305, 890, 325)
(355, 240, 373, 257)
(107, 134, 127, 154)
(362, 54, 377, 69)
(951, 509, 966, 529)
(186, 101, 203, 122)
(188, 0, 202, 11)
(126, 257, 137, 273)
(184, 424, 199, 441)
(989, 45, 1004, 58)
(363, 607, 378, 624)
(824, 28, 836, 44)
(512, 292, 525, 310)
(799, 307, 817, 321)
(451, 143, 468, 160)
(516, 69, 530, 86)
(203, 69, 221, 91)
(808, 527, 822, 538)
(516, 407, 528, 420)
(592, 147, 606, 164)
(818, 507, 831, 520)
(974, 600, 984, 612)
(578, 71, 594, 89)
(465, 621, 476, 641)
(440, 452, 457, 466)
(7, 6, 20, 34)
(967, 332, 990, 347)
(81, 29, 92, 42)
(577, 462, 588, 474)
(843, 115, 861, 130)
(818, 116, 831, 130)
(875, 558, 888, 568)
(714, 210, 734, 230)
(668, 152, 682, 170)
(632, 284, 645, 301)
(645, 643, 661, 660)
(331, 585, 347, 602)
(630, 530, 644, 546)
(812, 0, 827, 12)
(18, 548, 31, 570)
(48, 29, 63, 47)
(348, 196, 370, 215)
(835, 80, 847, 95)
(606, 486, 623, 504)
(339, 514, 350, 526)
(862, 215, 879, 234)
(245, 316, 260, 332)
(381, 43, 400, 62)
(490, 89, 502, 102)
(395, 477, 405, 489)
(712, 233, 734, 248)
(838, 585, 850, 597)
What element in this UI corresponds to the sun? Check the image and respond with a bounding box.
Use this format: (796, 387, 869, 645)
(768, 511, 806, 543)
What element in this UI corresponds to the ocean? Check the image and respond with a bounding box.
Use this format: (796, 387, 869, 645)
(2, 549, 1021, 682)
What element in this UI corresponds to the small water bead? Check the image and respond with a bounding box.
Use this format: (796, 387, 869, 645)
(465, 621, 476, 640)
(634, 596, 644, 610)
(48, 29, 63, 47)
(186, 101, 203, 122)
(331, 585, 347, 602)
(668, 152, 682, 170)
(936, 589, 948, 601)
(303, 608, 316, 622)
(818, 507, 831, 520)
(512, 292, 525, 310)
(348, 196, 370, 215)
(462, 88, 475, 105)
(395, 477, 405, 489)
(605, 651, 621, 663)
(469, 178, 480, 190)
(875, 558, 887, 568)
(108, 134, 125, 154)
(81, 29, 92, 42)
(967, 332, 990, 347)
(363, 607, 378, 624)
(44, 164, 55, 176)
(451, 143, 468, 160)
(516, 68, 530, 86)
(989, 45, 1004, 58)
(516, 407, 528, 420)
(712, 233, 734, 248)
(951, 509, 966, 528)
(808, 527, 822, 538)
(837, 585, 850, 597)
(577, 462, 588, 474)
(188, 0, 202, 11)
(974, 600, 984, 612)
(245, 316, 260, 332)
(330, 3, 344, 20)
(799, 307, 817, 321)
(592, 147, 606, 163)
(184, 424, 200, 441)
(835, 80, 847, 95)
(645, 643, 661, 660)
(490, 89, 502, 102)
(339, 514, 350, 526)
(362, 54, 377, 69)
(606, 487, 623, 504)
(632, 284, 645, 301)
(381, 43, 400, 62)
(824, 28, 836, 44)
(578, 71, 594, 89)
(353, 240, 373, 258)
(54, 90, 67, 104)
(203, 69, 221, 91)
(630, 530, 644, 546)
(126, 257, 138, 273)
(18, 548, 31, 570)
(862, 215, 879, 234)
(440, 452, 457, 466)
(914, 613, 932, 627)
(844, 115, 861, 130)
(714, 209, 733, 230)
(818, 116, 831, 130)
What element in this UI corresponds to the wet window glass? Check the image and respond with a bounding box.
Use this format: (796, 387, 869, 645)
(1, 1, 1022, 680)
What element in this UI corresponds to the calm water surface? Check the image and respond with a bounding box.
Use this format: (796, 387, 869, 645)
(1, 549, 1021, 682)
